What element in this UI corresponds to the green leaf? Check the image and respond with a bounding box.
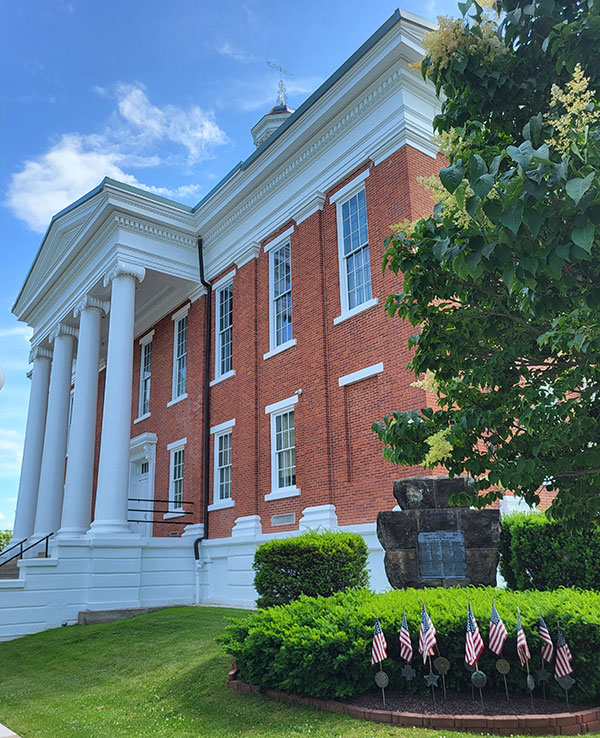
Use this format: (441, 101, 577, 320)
(483, 199, 502, 223)
(439, 162, 465, 194)
(472, 173, 495, 199)
(507, 141, 534, 168)
(566, 172, 595, 205)
(571, 223, 595, 253)
(523, 207, 542, 238)
(499, 202, 524, 235)
(466, 194, 481, 218)
(468, 154, 487, 180)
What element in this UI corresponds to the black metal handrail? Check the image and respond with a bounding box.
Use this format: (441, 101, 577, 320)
(0, 538, 27, 559)
(128, 498, 195, 505)
(0, 532, 53, 568)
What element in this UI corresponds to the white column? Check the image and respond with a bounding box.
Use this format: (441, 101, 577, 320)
(58, 297, 109, 537)
(11, 346, 53, 542)
(90, 260, 145, 537)
(33, 325, 77, 537)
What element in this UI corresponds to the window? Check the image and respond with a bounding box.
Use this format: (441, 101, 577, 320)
(167, 438, 187, 513)
(216, 282, 233, 378)
(138, 336, 152, 417)
(265, 395, 300, 500)
(172, 312, 188, 401)
(269, 241, 293, 349)
(340, 188, 371, 310)
(209, 418, 235, 510)
(216, 432, 232, 500)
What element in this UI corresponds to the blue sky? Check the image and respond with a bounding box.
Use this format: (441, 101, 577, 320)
(0, 0, 457, 529)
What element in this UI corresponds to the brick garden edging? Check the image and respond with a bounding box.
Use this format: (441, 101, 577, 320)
(227, 679, 600, 735)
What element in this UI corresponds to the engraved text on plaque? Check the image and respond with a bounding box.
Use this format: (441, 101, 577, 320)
(417, 530, 466, 579)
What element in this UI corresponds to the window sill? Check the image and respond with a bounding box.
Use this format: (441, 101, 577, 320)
(264, 487, 301, 501)
(333, 297, 379, 325)
(263, 338, 297, 361)
(167, 394, 188, 408)
(133, 412, 151, 424)
(163, 510, 185, 519)
(210, 370, 236, 387)
(207, 498, 235, 512)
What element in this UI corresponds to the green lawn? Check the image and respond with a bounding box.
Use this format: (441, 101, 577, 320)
(0, 606, 587, 738)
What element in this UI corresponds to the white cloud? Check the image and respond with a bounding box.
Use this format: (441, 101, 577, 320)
(216, 42, 256, 64)
(6, 85, 229, 233)
(0, 430, 23, 478)
(0, 326, 32, 341)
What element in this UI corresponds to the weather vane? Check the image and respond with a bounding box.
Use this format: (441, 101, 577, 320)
(267, 61, 293, 106)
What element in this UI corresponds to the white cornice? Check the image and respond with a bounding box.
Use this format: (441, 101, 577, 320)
(113, 215, 196, 248)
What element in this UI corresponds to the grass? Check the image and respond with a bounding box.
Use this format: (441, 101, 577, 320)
(0, 605, 591, 738)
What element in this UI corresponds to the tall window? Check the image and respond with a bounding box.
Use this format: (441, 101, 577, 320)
(274, 409, 295, 490)
(216, 431, 232, 501)
(340, 188, 371, 311)
(139, 338, 152, 417)
(173, 313, 187, 400)
(270, 241, 293, 349)
(265, 395, 299, 500)
(216, 282, 233, 378)
(169, 446, 185, 512)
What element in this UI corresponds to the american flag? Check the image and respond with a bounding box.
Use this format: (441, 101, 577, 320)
(516, 611, 531, 667)
(399, 609, 413, 662)
(555, 628, 573, 678)
(539, 615, 554, 664)
(371, 617, 387, 665)
(465, 602, 484, 666)
(489, 601, 508, 655)
(419, 604, 437, 664)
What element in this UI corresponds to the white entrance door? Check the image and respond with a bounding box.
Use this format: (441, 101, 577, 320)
(128, 459, 153, 536)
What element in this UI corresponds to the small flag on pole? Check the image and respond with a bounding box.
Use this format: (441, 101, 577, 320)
(539, 615, 554, 664)
(371, 617, 387, 666)
(555, 628, 573, 678)
(399, 609, 413, 663)
(516, 611, 531, 667)
(465, 602, 484, 666)
(489, 601, 508, 655)
(419, 604, 437, 664)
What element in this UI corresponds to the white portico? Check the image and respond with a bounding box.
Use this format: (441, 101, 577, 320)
(12, 181, 202, 546)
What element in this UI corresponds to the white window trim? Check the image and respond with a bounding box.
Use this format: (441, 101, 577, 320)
(263, 338, 297, 361)
(333, 297, 378, 325)
(209, 369, 236, 387)
(167, 437, 187, 513)
(171, 309, 188, 403)
(265, 397, 300, 500)
(211, 268, 236, 292)
(338, 362, 384, 387)
(211, 420, 235, 510)
(263, 225, 295, 253)
(333, 178, 374, 324)
(265, 393, 298, 415)
(267, 239, 294, 353)
(329, 169, 370, 204)
(137, 333, 153, 421)
(210, 418, 236, 435)
(214, 280, 234, 381)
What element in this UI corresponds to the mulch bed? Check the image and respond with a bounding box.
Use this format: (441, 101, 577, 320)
(352, 689, 584, 716)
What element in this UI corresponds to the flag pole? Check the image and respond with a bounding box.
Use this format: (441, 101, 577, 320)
(374, 610, 386, 708)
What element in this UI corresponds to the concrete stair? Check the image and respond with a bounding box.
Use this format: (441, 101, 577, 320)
(0, 558, 20, 580)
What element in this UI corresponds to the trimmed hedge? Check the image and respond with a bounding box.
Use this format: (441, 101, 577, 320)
(220, 587, 600, 703)
(499, 513, 600, 590)
(252, 530, 369, 608)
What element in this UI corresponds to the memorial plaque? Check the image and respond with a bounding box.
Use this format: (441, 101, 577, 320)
(418, 531, 466, 578)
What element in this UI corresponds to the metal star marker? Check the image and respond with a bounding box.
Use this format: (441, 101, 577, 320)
(401, 664, 416, 681)
(536, 667, 551, 683)
(424, 671, 440, 687)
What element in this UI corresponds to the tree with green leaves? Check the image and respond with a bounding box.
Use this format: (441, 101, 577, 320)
(372, 0, 600, 524)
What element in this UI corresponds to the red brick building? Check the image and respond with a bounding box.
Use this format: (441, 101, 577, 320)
(4, 9, 528, 639)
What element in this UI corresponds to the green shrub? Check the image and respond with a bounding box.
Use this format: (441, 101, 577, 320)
(252, 530, 369, 608)
(220, 587, 600, 703)
(499, 514, 600, 590)
(0, 530, 12, 550)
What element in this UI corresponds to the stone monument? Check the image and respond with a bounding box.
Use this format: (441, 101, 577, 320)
(377, 476, 501, 588)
